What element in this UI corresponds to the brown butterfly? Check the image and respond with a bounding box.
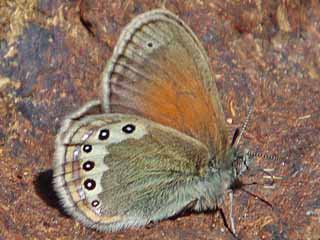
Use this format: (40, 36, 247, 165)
(53, 9, 255, 234)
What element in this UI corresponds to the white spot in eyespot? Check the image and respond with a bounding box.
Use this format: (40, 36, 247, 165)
(122, 124, 135, 134)
(84, 179, 96, 190)
(92, 200, 99, 207)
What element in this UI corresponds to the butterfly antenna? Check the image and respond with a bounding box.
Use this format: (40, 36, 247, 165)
(247, 151, 279, 161)
(235, 102, 255, 147)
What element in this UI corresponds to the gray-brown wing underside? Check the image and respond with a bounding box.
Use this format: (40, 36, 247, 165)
(53, 101, 214, 231)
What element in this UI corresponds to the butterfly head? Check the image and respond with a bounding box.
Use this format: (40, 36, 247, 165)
(232, 148, 253, 178)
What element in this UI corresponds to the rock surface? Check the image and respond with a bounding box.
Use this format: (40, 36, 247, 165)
(0, 1, 319, 239)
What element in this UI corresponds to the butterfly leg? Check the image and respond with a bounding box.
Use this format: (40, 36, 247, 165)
(229, 191, 236, 235)
(218, 203, 239, 240)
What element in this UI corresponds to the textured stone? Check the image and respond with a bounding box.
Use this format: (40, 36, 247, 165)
(0, 1, 319, 239)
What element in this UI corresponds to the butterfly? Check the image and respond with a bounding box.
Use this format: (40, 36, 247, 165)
(53, 9, 254, 232)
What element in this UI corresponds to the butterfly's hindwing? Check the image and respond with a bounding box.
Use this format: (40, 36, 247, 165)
(54, 102, 227, 231)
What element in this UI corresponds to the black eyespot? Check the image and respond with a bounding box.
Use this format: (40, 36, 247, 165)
(98, 129, 109, 140)
(147, 42, 153, 48)
(83, 161, 95, 171)
(92, 200, 100, 207)
(84, 179, 96, 190)
(122, 124, 135, 134)
(83, 144, 92, 153)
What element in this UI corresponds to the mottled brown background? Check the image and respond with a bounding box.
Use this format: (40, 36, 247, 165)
(0, 0, 319, 239)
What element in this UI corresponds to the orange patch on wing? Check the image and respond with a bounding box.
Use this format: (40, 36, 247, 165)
(108, 23, 229, 161)
(143, 67, 227, 159)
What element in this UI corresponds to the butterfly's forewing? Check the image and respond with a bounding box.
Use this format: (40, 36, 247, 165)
(54, 101, 213, 231)
(102, 9, 228, 161)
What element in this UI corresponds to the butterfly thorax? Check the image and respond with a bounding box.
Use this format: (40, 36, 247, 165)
(192, 147, 253, 211)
